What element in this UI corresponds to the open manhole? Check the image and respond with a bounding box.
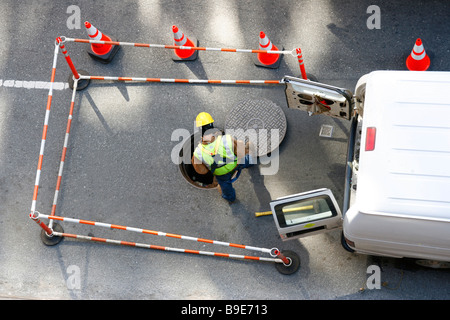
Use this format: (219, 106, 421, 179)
(224, 99, 287, 157)
(178, 98, 287, 190)
(178, 132, 218, 190)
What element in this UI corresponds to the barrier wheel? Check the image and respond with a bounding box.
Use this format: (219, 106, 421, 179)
(40, 222, 64, 246)
(275, 250, 300, 275)
(68, 69, 90, 91)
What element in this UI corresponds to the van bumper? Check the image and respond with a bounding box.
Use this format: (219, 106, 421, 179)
(343, 209, 450, 262)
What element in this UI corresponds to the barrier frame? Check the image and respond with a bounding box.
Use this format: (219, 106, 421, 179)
(28, 33, 304, 274)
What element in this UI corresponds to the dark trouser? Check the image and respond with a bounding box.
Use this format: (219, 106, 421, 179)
(215, 155, 254, 202)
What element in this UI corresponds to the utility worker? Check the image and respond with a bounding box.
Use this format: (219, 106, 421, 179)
(192, 112, 254, 203)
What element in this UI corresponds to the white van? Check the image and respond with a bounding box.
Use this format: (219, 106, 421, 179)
(270, 71, 450, 265)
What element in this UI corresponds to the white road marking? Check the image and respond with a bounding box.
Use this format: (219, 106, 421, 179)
(0, 79, 69, 90)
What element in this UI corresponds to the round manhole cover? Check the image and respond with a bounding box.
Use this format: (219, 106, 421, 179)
(225, 99, 287, 156)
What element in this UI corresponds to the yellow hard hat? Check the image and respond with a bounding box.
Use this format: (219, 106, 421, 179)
(195, 112, 214, 127)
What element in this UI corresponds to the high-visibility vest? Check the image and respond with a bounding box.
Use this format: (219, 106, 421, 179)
(193, 134, 238, 176)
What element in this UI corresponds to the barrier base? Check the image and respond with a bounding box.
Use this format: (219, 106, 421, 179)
(68, 70, 91, 91)
(87, 37, 121, 64)
(40, 222, 64, 246)
(275, 250, 300, 275)
(253, 46, 284, 69)
(172, 38, 199, 61)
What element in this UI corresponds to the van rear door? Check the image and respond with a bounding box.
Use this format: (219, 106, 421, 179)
(283, 76, 353, 120)
(270, 188, 343, 241)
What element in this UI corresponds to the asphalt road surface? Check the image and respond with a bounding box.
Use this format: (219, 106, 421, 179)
(0, 0, 449, 304)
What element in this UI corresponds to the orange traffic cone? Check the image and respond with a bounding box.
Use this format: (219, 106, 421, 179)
(406, 38, 430, 71)
(254, 31, 282, 69)
(85, 21, 120, 64)
(172, 25, 198, 61)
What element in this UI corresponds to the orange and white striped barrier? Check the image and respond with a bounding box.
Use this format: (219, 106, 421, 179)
(79, 74, 283, 85)
(84, 21, 120, 63)
(32, 211, 294, 266)
(30, 43, 62, 238)
(57, 37, 80, 80)
(57, 37, 90, 90)
(296, 48, 308, 80)
(30, 44, 59, 219)
(28, 34, 303, 274)
(172, 25, 198, 61)
(61, 36, 295, 56)
(49, 79, 78, 228)
(406, 38, 430, 71)
(34, 212, 275, 255)
(60, 232, 281, 263)
(254, 31, 282, 68)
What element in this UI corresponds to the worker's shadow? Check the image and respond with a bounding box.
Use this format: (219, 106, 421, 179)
(249, 165, 272, 212)
(229, 163, 272, 216)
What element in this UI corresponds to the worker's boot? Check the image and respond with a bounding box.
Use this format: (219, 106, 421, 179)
(217, 183, 236, 204)
(217, 184, 222, 195)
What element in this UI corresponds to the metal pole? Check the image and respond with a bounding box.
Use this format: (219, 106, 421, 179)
(79, 74, 284, 85)
(30, 43, 59, 232)
(296, 48, 308, 80)
(272, 249, 291, 266)
(64, 37, 293, 56)
(29, 211, 54, 236)
(54, 231, 283, 263)
(36, 212, 278, 256)
(49, 80, 78, 227)
(56, 37, 80, 80)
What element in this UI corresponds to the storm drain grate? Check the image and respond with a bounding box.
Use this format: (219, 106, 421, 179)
(319, 124, 334, 138)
